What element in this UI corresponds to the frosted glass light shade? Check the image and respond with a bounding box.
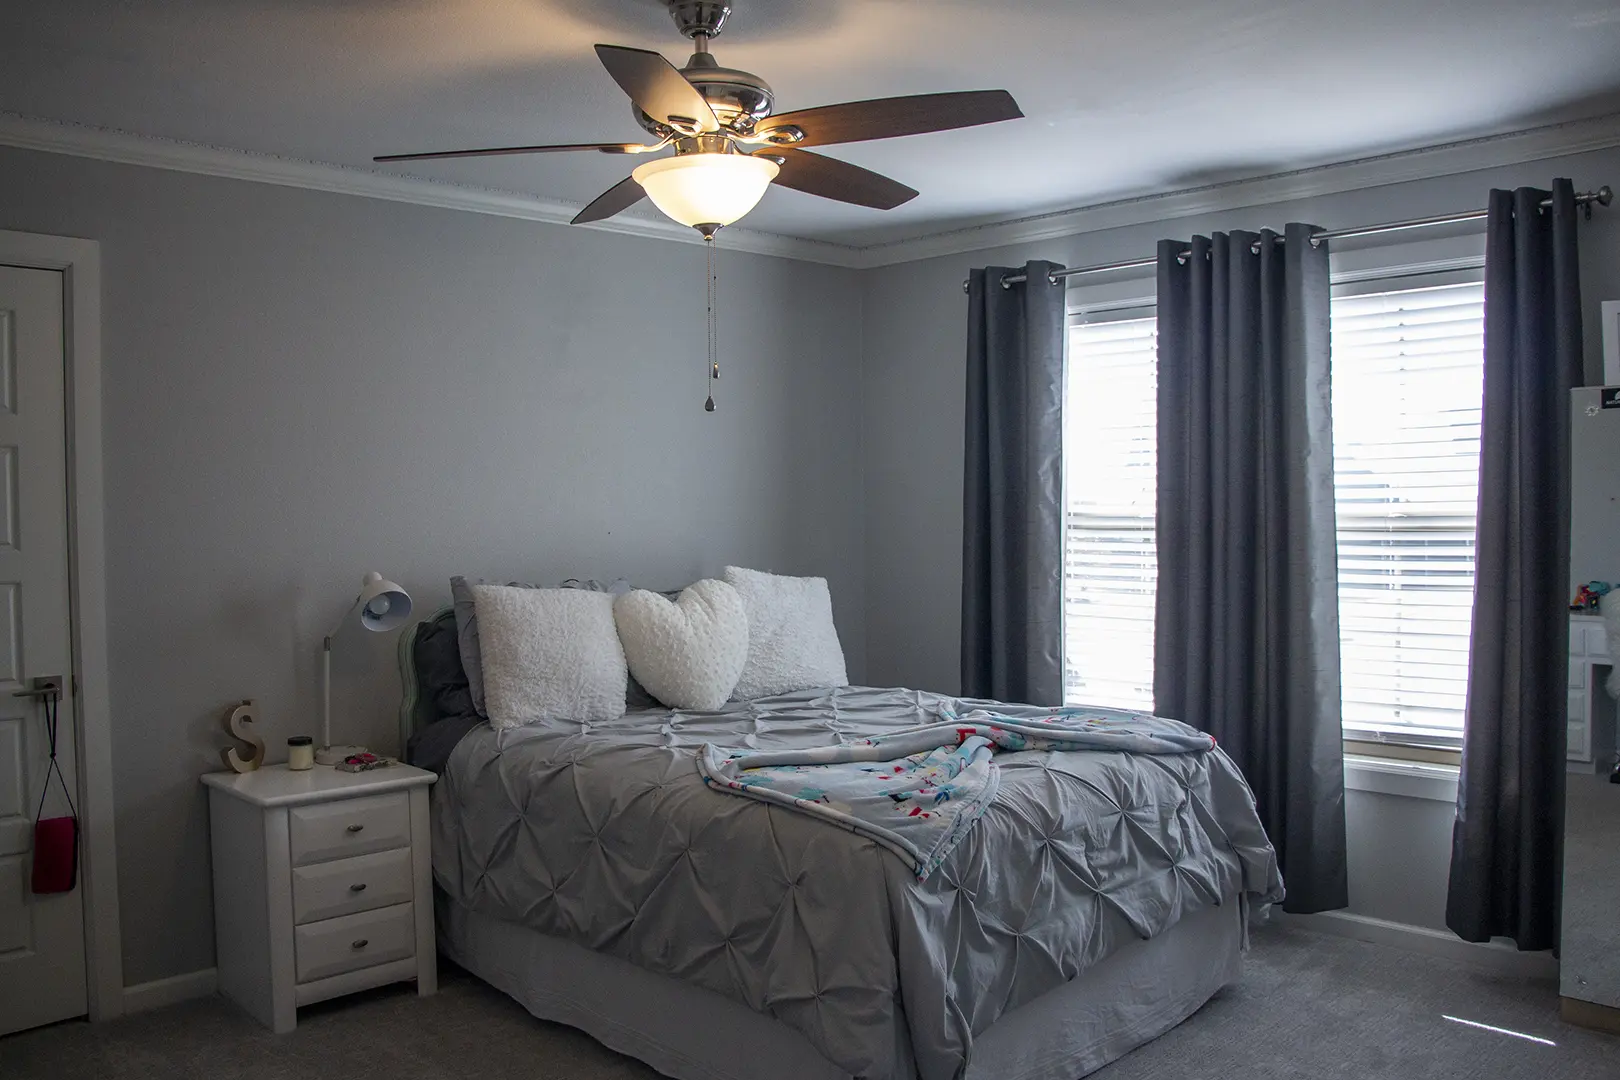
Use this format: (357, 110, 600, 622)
(632, 154, 780, 229)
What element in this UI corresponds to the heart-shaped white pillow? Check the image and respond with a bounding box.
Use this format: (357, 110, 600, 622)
(612, 579, 748, 710)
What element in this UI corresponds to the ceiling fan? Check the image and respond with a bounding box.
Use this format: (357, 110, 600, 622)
(374, 0, 1024, 236)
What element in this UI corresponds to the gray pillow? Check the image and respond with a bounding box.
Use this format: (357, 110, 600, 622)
(452, 575, 671, 716)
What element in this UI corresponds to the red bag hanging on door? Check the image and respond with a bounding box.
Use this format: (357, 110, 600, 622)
(31, 694, 78, 894)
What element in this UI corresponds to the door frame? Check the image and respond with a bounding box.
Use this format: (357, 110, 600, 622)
(0, 229, 121, 1021)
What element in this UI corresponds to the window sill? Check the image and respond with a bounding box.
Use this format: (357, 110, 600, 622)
(1344, 754, 1459, 803)
(1343, 738, 1461, 766)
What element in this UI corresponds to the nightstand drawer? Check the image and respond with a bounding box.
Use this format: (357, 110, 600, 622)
(289, 792, 410, 866)
(294, 902, 415, 983)
(292, 847, 413, 924)
(1586, 624, 1609, 658)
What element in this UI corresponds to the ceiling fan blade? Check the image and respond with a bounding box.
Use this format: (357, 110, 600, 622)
(759, 148, 917, 210)
(759, 90, 1022, 148)
(374, 142, 646, 163)
(594, 44, 720, 133)
(571, 175, 646, 225)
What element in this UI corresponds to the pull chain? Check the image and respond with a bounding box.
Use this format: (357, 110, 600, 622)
(704, 231, 719, 412)
(711, 230, 720, 386)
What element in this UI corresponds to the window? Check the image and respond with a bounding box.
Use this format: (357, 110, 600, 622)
(1331, 280, 1483, 743)
(1062, 277, 1484, 743)
(1063, 313, 1159, 711)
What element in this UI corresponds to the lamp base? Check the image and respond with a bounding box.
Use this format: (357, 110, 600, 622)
(314, 743, 370, 767)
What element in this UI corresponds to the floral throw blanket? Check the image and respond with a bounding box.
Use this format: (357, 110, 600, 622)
(697, 706, 1216, 880)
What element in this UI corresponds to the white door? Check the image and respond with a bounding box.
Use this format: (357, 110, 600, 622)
(0, 264, 84, 1035)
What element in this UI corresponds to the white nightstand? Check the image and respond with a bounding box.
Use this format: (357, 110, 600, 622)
(202, 763, 437, 1032)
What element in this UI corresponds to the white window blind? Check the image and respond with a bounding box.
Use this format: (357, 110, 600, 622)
(1062, 278, 1484, 742)
(1331, 280, 1483, 741)
(1063, 315, 1158, 711)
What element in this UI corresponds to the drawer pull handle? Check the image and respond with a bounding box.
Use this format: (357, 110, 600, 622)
(351, 938, 369, 950)
(345, 824, 364, 833)
(349, 883, 367, 893)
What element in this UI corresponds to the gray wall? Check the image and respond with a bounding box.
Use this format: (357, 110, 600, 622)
(1344, 785, 1458, 930)
(0, 146, 867, 987)
(860, 144, 1620, 697)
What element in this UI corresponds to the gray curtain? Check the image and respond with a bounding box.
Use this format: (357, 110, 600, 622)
(1154, 224, 1348, 914)
(961, 260, 1067, 705)
(1446, 180, 1584, 952)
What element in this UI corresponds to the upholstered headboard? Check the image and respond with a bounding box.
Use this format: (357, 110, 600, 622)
(396, 605, 468, 751)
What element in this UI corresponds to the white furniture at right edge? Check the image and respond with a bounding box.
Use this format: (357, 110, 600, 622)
(202, 763, 437, 1032)
(1567, 384, 1620, 773)
(1562, 385, 1620, 1035)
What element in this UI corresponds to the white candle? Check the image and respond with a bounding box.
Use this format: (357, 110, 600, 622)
(287, 736, 315, 771)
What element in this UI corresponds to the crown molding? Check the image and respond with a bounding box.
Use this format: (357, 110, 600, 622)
(848, 111, 1620, 269)
(0, 112, 866, 268)
(4, 109, 1618, 274)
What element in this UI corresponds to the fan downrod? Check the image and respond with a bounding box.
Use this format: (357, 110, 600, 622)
(668, 1, 731, 40)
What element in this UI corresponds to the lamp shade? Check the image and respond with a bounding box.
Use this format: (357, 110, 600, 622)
(354, 571, 412, 632)
(631, 153, 780, 229)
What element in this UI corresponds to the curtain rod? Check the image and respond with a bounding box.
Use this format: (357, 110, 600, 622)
(962, 184, 1612, 293)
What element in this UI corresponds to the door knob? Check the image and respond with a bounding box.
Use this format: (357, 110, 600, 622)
(11, 675, 63, 700)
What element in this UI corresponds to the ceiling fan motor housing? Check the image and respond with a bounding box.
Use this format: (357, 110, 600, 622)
(688, 56, 773, 125)
(642, 0, 772, 134)
(634, 50, 774, 136)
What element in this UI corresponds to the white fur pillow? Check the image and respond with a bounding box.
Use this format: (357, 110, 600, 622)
(470, 584, 627, 728)
(723, 566, 848, 700)
(612, 579, 748, 710)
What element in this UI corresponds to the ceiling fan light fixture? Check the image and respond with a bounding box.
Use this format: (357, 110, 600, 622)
(632, 153, 780, 229)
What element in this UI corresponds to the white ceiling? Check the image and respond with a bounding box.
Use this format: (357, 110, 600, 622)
(5, 0, 1620, 247)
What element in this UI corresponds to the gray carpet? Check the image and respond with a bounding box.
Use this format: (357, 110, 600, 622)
(3, 923, 1616, 1079)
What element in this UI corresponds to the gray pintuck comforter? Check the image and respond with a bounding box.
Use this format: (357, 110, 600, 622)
(432, 686, 1282, 1080)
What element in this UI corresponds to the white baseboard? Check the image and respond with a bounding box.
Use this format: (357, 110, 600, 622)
(122, 967, 218, 1014)
(1277, 910, 1558, 979)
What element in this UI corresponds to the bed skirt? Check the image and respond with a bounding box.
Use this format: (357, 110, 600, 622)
(437, 893, 1246, 1080)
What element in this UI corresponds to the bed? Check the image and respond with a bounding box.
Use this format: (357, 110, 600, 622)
(400, 608, 1282, 1080)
